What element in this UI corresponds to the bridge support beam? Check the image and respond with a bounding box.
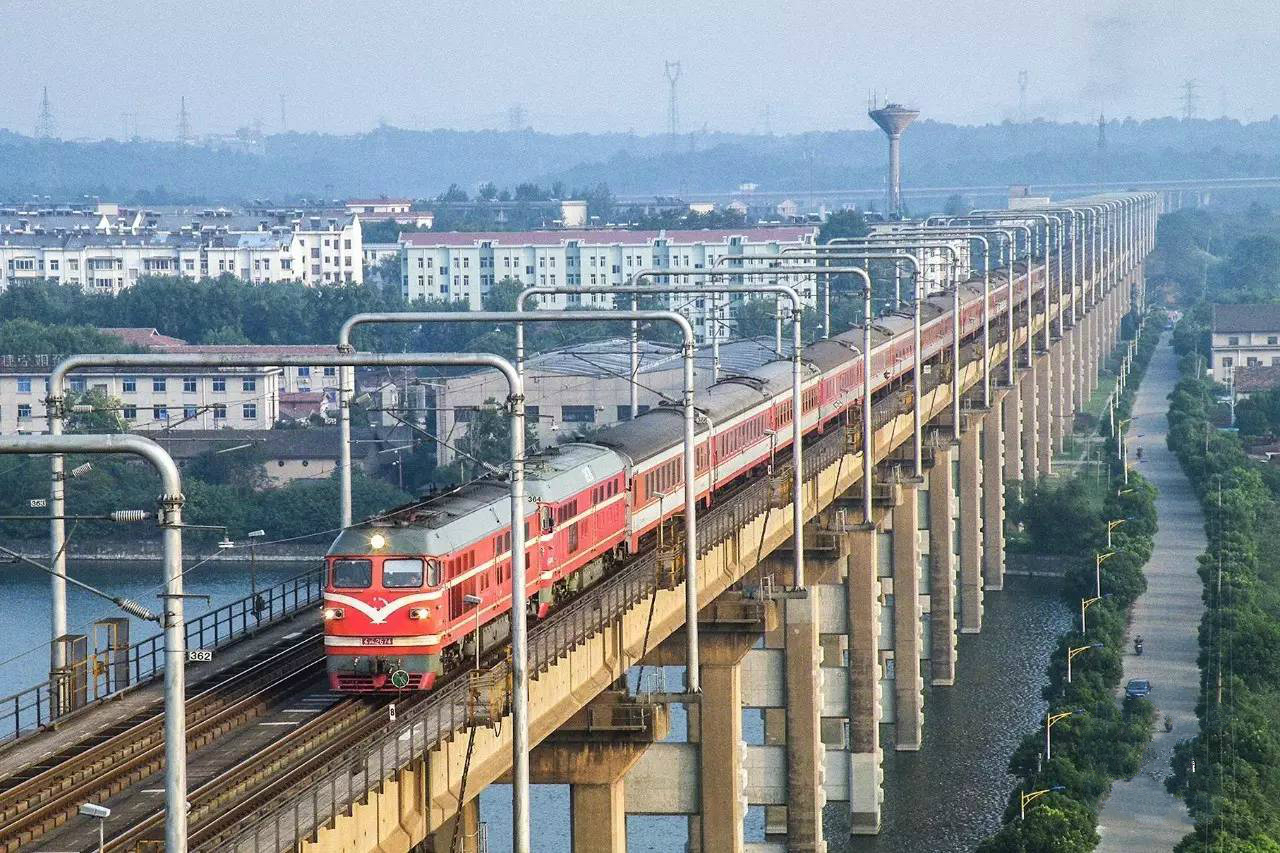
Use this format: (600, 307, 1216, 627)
(927, 443, 957, 686)
(980, 399, 1006, 596)
(1036, 352, 1053, 479)
(1020, 364, 1037, 483)
(1061, 329, 1076, 438)
(1050, 337, 1065, 453)
(891, 479, 923, 751)
(1002, 379, 1022, 484)
(957, 417, 983, 634)
(784, 590, 827, 852)
(844, 521, 883, 834)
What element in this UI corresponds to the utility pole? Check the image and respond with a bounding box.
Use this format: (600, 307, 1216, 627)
(35, 86, 55, 140)
(664, 60, 681, 143)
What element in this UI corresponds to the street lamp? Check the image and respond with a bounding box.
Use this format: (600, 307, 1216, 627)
(1079, 595, 1108, 636)
(463, 593, 483, 669)
(79, 802, 110, 852)
(1020, 785, 1067, 820)
(1105, 518, 1129, 549)
(1066, 643, 1103, 683)
(247, 529, 266, 618)
(1044, 710, 1079, 761)
(1094, 551, 1116, 598)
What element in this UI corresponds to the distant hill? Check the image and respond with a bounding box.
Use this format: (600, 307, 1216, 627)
(1, 117, 1278, 204)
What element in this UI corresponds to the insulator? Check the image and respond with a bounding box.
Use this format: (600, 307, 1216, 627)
(70, 462, 93, 478)
(115, 597, 160, 622)
(71, 403, 94, 413)
(110, 510, 149, 523)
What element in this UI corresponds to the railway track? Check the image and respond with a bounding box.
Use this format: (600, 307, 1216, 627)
(106, 693, 408, 851)
(0, 633, 324, 852)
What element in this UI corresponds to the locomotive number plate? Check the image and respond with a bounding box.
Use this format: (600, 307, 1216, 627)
(361, 637, 393, 646)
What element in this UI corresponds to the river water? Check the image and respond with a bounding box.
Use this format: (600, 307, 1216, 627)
(0, 558, 308, 696)
(0, 564, 1066, 852)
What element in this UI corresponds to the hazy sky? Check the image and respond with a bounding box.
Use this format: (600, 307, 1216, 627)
(2, 0, 1275, 140)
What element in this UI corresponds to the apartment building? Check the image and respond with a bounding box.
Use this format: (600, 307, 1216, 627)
(0, 210, 363, 292)
(399, 226, 818, 341)
(0, 356, 282, 434)
(1210, 303, 1280, 380)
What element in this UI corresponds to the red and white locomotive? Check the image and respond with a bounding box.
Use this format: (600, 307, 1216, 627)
(323, 269, 1033, 691)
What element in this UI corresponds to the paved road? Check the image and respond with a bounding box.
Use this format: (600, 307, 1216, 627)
(1096, 335, 1202, 851)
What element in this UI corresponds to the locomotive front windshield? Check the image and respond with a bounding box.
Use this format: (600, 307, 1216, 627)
(331, 558, 372, 588)
(382, 558, 425, 588)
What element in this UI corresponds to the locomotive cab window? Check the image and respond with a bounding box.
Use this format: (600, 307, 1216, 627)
(331, 558, 372, 589)
(539, 505, 554, 533)
(383, 558, 425, 588)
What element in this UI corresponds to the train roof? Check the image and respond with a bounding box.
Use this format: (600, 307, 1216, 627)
(327, 442, 626, 557)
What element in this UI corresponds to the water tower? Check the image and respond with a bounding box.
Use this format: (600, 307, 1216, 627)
(868, 103, 919, 216)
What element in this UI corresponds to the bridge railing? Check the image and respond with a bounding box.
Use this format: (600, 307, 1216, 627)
(0, 565, 324, 747)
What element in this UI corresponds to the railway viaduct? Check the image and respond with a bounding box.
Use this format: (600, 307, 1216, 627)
(0, 194, 1155, 853)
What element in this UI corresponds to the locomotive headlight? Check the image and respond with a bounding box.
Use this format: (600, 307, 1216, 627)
(323, 607, 345, 620)
(369, 532, 387, 550)
(408, 608, 428, 620)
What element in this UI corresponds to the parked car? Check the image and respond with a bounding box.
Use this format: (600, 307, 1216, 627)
(1125, 678, 1152, 699)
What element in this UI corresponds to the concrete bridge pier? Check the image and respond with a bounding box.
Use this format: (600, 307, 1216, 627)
(782, 588, 827, 852)
(957, 414, 984, 633)
(1021, 361, 1038, 483)
(842, 518, 884, 834)
(926, 440, 958, 686)
(890, 474, 924, 751)
(1035, 351, 1053, 479)
(1060, 329, 1076, 440)
(516, 691, 671, 853)
(980, 398, 1007, 595)
(1002, 379, 1023, 484)
(1050, 336, 1065, 453)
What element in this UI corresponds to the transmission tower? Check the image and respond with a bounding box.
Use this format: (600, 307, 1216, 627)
(1097, 111, 1107, 150)
(664, 60, 681, 141)
(177, 96, 191, 144)
(35, 86, 55, 139)
(506, 103, 527, 132)
(1181, 79, 1200, 121)
(1017, 70, 1029, 123)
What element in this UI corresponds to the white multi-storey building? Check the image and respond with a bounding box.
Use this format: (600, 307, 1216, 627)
(0, 356, 282, 434)
(399, 227, 818, 342)
(0, 213, 363, 293)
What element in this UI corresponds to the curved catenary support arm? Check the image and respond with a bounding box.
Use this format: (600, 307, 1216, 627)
(48, 350, 525, 853)
(2, 433, 188, 853)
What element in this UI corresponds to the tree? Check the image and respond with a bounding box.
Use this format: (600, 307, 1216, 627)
(431, 399, 538, 487)
(945, 193, 971, 216)
(977, 796, 1099, 852)
(200, 324, 252, 345)
(818, 210, 869, 244)
(65, 390, 126, 434)
(477, 182, 499, 201)
(0, 317, 131, 356)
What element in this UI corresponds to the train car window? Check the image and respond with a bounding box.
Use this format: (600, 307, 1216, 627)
(425, 560, 441, 586)
(331, 558, 372, 589)
(383, 558, 424, 588)
(540, 505, 554, 533)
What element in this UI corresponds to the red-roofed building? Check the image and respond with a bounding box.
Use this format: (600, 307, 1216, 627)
(99, 327, 188, 349)
(400, 226, 819, 342)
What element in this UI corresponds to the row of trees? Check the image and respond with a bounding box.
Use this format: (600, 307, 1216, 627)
(1163, 302, 1280, 849)
(978, 313, 1162, 852)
